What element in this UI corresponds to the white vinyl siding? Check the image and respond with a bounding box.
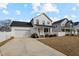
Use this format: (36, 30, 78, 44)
(33, 14, 52, 26)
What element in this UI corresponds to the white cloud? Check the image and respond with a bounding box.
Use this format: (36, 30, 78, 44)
(64, 15, 76, 20)
(76, 4, 79, 7)
(26, 19, 31, 22)
(41, 3, 59, 13)
(24, 4, 28, 7)
(3, 9, 8, 15)
(0, 3, 8, 9)
(72, 4, 79, 11)
(32, 3, 40, 13)
(71, 15, 76, 19)
(72, 6, 77, 11)
(50, 17, 59, 22)
(16, 10, 21, 15)
(64, 15, 69, 18)
(9, 17, 15, 20)
(32, 3, 59, 13)
(0, 3, 9, 15)
(64, 15, 72, 20)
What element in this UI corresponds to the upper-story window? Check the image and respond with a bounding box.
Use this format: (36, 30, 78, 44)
(47, 21, 50, 24)
(43, 21, 45, 25)
(36, 19, 39, 25)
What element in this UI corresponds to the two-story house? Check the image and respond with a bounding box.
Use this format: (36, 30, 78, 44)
(7, 13, 53, 38)
(30, 13, 53, 37)
(52, 18, 75, 36)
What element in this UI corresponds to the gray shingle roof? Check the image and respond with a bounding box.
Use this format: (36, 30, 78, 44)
(10, 21, 33, 27)
(52, 18, 68, 25)
(74, 22, 79, 26)
(36, 24, 52, 27)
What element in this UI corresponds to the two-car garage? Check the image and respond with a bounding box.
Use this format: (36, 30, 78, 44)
(10, 21, 33, 38)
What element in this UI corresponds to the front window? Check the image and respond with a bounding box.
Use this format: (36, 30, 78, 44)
(36, 19, 39, 25)
(47, 21, 50, 24)
(62, 29, 71, 32)
(62, 29, 65, 32)
(77, 30, 79, 32)
(44, 28, 48, 32)
(66, 29, 71, 32)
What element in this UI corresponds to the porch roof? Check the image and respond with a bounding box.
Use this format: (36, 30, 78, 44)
(35, 24, 52, 27)
(61, 26, 74, 30)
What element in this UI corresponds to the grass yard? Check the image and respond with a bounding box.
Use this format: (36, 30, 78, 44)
(38, 36, 79, 56)
(0, 37, 14, 47)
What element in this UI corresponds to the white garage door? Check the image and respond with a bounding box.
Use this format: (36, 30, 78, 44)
(15, 29, 31, 38)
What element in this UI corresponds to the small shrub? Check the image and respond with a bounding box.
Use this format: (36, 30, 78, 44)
(45, 34, 49, 37)
(70, 34, 75, 36)
(31, 33, 39, 38)
(45, 34, 57, 37)
(65, 34, 70, 36)
(49, 35, 53, 37)
(52, 34, 57, 37)
(65, 34, 75, 36)
(10, 36, 15, 39)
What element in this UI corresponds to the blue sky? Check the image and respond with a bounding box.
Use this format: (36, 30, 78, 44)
(0, 3, 79, 22)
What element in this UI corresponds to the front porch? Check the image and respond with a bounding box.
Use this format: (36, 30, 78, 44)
(74, 29, 79, 35)
(35, 25, 52, 37)
(61, 27, 75, 35)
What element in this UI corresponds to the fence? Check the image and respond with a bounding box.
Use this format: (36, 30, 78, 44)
(0, 32, 12, 42)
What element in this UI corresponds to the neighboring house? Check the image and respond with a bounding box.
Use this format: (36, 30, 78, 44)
(52, 18, 75, 36)
(30, 13, 53, 37)
(74, 22, 79, 35)
(10, 21, 33, 38)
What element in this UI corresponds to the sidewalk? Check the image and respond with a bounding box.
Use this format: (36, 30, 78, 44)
(0, 38, 66, 56)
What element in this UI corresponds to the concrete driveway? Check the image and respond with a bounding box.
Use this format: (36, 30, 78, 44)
(0, 38, 66, 56)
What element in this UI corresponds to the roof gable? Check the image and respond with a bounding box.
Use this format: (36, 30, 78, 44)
(65, 20, 73, 27)
(52, 18, 68, 25)
(30, 13, 52, 22)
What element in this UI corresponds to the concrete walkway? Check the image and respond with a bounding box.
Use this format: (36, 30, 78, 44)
(0, 38, 66, 56)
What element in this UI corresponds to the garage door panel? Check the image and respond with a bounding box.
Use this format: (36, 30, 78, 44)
(15, 29, 31, 38)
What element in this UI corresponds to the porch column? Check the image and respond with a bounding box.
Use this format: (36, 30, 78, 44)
(75, 29, 78, 35)
(48, 28, 50, 35)
(38, 28, 40, 38)
(43, 27, 45, 38)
